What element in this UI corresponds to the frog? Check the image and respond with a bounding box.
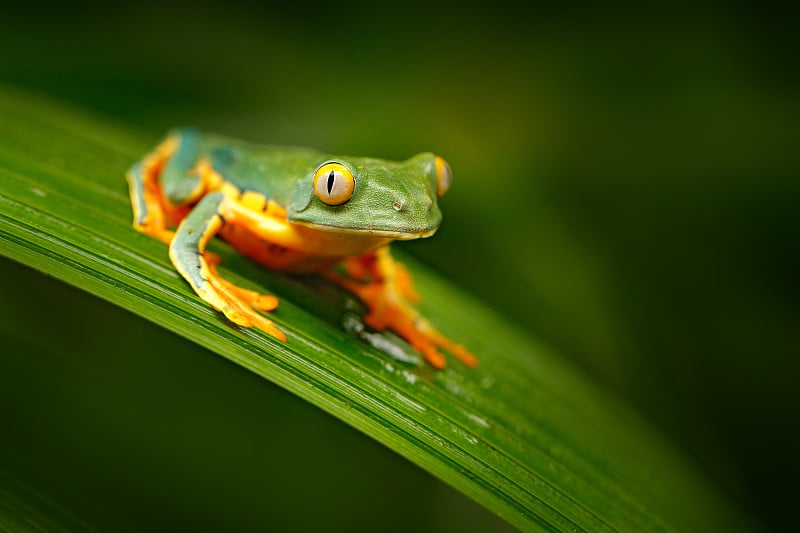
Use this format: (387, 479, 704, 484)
(126, 128, 477, 369)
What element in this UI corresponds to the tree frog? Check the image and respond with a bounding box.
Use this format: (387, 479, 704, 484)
(126, 129, 477, 369)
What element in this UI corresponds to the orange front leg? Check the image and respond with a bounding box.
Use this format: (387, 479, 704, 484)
(328, 247, 477, 369)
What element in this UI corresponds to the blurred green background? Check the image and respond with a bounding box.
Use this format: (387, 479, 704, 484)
(1, 1, 797, 530)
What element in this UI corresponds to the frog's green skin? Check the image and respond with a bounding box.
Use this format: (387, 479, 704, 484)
(126, 128, 476, 369)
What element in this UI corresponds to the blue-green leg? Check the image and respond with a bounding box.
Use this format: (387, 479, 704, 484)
(168, 192, 225, 294)
(169, 192, 285, 340)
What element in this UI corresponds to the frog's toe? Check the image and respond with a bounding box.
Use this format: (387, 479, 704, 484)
(417, 319, 478, 368)
(240, 308, 287, 341)
(452, 345, 478, 368)
(248, 294, 280, 312)
(420, 346, 447, 370)
(227, 307, 287, 342)
(414, 320, 478, 368)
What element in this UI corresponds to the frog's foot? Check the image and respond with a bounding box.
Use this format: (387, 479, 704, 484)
(328, 248, 477, 369)
(199, 267, 286, 341)
(370, 305, 477, 369)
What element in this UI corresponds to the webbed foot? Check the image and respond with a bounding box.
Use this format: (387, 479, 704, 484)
(204, 253, 279, 312)
(200, 266, 286, 341)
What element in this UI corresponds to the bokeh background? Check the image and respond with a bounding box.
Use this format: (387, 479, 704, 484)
(1, 1, 797, 530)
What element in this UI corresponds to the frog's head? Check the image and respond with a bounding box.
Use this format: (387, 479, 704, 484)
(287, 152, 452, 240)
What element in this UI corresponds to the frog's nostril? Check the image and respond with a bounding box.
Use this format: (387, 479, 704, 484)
(392, 201, 403, 211)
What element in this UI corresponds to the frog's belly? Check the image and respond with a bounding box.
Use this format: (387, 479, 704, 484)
(218, 223, 390, 273)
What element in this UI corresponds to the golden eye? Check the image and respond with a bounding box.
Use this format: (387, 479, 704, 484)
(313, 162, 355, 205)
(434, 155, 452, 197)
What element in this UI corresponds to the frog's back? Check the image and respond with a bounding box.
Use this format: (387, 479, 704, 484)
(178, 128, 324, 207)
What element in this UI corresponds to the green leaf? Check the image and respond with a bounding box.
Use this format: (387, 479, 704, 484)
(0, 85, 749, 532)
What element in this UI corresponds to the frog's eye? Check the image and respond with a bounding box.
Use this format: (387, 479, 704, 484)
(434, 155, 452, 197)
(313, 162, 355, 205)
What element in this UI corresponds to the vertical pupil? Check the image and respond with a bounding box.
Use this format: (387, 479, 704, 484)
(327, 170, 335, 194)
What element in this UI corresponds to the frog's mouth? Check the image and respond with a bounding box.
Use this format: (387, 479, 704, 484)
(291, 221, 438, 240)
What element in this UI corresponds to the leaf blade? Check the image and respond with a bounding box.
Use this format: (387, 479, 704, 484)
(0, 85, 750, 532)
